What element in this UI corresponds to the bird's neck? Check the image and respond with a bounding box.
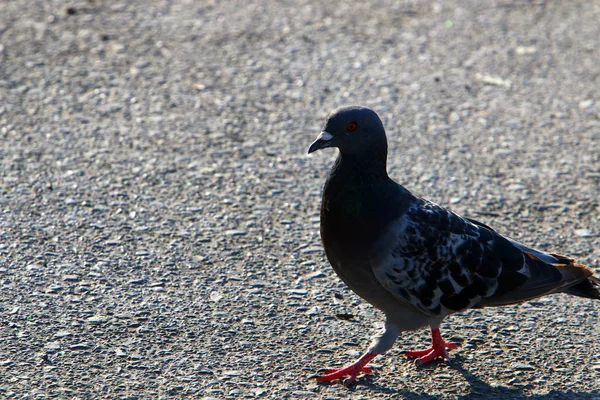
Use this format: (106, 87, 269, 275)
(331, 149, 390, 184)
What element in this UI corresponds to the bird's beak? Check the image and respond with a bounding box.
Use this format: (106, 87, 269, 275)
(308, 131, 334, 154)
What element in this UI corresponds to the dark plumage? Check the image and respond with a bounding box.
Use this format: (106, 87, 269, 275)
(308, 105, 600, 385)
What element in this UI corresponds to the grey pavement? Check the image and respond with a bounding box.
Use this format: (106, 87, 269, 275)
(0, 0, 599, 398)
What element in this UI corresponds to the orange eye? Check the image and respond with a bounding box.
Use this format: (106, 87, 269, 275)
(346, 122, 357, 131)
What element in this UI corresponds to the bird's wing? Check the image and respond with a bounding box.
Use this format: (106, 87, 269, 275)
(370, 199, 593, 316)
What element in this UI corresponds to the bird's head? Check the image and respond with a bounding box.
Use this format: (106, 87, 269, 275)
(308, 106, 387, 155)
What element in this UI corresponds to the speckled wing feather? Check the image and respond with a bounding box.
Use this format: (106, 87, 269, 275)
(370, 199, 594, 316)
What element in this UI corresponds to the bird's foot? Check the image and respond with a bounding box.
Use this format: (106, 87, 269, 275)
(317, 352, 376, 385)
(403, 341, 457, 364)
(403, 328, 458, 365)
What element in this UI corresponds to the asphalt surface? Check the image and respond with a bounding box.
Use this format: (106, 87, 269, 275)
(1, 0, 599, 399)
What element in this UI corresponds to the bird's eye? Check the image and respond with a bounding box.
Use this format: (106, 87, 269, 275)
(346, 122, 357, 131)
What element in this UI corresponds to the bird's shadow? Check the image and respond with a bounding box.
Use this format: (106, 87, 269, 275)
(320, 356, 599, 399)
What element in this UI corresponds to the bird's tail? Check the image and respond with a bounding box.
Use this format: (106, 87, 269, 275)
(550, 253, 600, 300)
(561, 275, 600, 300)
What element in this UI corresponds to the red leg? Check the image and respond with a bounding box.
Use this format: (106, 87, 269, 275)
(317, 352, 376, 385)
(404, 328, 457, 364)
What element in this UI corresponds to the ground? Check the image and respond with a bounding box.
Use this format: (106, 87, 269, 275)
(0, 0, 599, 399)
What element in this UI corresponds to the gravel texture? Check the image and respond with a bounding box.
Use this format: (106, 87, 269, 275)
(1, 0, 599, 398)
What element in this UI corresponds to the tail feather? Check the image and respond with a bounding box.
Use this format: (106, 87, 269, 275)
(562, 275, 600, 300)
(479, 251, 597, 307)
(546, 252, 600, 300)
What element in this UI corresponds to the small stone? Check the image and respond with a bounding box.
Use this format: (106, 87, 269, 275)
(225, 230, 247, 236)
(291, 391, 317, 397)
(45, 342, 61, 352)
(448, 111, 460, 124)
(87, 315, 109, 324)
(26, 264, 44, 271)
(194, 367, 214, 374)
(512, 362, 535, 371)
(300, 247, 322, 254)
(209, 291, 223, 302)
(515, 46, 537, 55)
(579, 100, 594, 110)
(47, 285, 64, 293)
(54, 331, 73, 338)
(295, 271, 325, 284)
(475, 73, 511, 88)
(288, 289, 307, 295)
(305, 306, 319, 315)
(575, 229, 594, 237)
(63, 275, 79, 282)
(300, 261, 316, 267)
(69, 343, 92, 351)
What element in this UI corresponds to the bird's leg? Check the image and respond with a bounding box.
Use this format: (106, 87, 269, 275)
(404, 327, 457, 364)
(317, 321, 400, 385)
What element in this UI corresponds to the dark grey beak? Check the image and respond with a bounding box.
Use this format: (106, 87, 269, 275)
(308, 131, 334, 154)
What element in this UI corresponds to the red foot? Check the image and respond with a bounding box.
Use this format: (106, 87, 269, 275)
(322, 365, 373, 375)
(404, 328, 457, 365)
(317, 352, 376, 385)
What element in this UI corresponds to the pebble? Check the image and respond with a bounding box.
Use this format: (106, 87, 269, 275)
(300, 247, 322, 254)
(515, 45, 537, 55)
(26, 264, 44, 272)
(45, 342, 61, 352)
(574, 229, 594, 237)
(512, 362, 535, 371)
(288, 289, 308, 295)
(475, 73, 512, 88)
(291, 391, 317, 397)
(69, 343, 92, 351)
(87, 316, 110, 324)
(63, 275, 79, 282)
(54, 331, 73, 338)
(225, 230, 247, 236)
(579, 100, 594, 109)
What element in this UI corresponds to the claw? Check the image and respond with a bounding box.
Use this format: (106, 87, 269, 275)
(316, 352, 376, 384)
(404, 328, 458, 364)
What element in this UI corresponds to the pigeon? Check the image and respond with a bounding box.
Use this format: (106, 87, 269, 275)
(308, 105, 600, 385)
